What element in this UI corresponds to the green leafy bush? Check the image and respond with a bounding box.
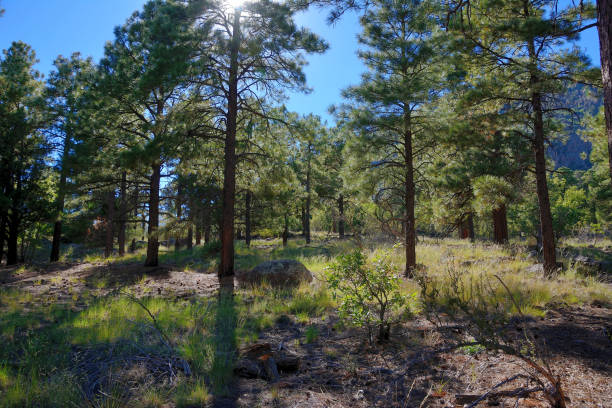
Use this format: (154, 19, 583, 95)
(325, 249, 408, 342)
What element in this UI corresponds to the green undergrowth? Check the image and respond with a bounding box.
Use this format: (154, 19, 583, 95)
(3, 237, 610, 406)
(0, 281, 333, 407)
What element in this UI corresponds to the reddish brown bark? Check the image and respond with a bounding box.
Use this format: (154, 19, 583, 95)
(282, 213, 289, 247)
(532, 90, 557, 274)
(195, 219, 202, 246)
(145, 163, 161, 267)
(175, 182, 183, 252)
(118, 171, 127, 257)
(104, 189, 115, 258)
(597, 0, 612, 185)
(338, 194, 345, 239)
(187, 225, 193, 250)
(305, 160, 312, 244)
(404, 110, 416, 276)
(493, 205, 509, 244)
(219, 9, 241, 278)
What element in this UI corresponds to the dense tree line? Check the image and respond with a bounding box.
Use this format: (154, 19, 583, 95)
(0, 0, 610, 278)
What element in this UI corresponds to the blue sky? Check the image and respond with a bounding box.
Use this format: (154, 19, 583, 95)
(0, 0, 600, 124)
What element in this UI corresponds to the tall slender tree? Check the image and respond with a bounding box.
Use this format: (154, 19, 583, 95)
(446, 0, 598, 274)
(46, 53, 95, 262)
(341, 0, 442, 275)
(595, 0, 612, 185)
(0, 42, 49, 265)
(99, 0, 204, 267)
(196, 0, 327, 278)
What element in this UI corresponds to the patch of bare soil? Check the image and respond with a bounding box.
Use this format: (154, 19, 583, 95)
(230, 306, 611, 408)
(0, 262, 221, 301)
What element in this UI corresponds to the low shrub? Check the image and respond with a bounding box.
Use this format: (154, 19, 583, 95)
(325, 249, 409, 342)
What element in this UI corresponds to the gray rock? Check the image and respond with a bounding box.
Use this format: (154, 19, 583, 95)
(238, 259, 313, 287)
(525, 264, 544, 274)
(571, 255, 604, 275)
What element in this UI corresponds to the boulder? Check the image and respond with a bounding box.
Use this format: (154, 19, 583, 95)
(525, 264, 544, 274)
(238, 259, 313, 287)
(572, 255, 605, 275)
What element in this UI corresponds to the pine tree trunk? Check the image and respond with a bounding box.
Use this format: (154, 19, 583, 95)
(145, 163, 161, 267)
(7, 173, 21, 266)
(245, 190, 252, 247)
(533, 92, 557, 274)
(301, 205, 306, 237)
(338, 194, 345, 239)
(104, 189, 115, 258)
(493, 205, 509, 244)
(597, 0, 612, 185)
(175, 182, 183, 252)
(6, 211, 19, 266)
(204, 212, 211, 243)
(187, 225, 193, 250)
(0, 214, 6, 264)
(467, 213, 475, 241)
(49, 165, 66, 261)
(305, 163, 311, 244)
(220, 9, 241, 278)
(526, 7, 557, 275)
(118, 171, 127, 257)
(50, 136, 71, 262)
(404, 111, 416, 276)
(282, 213, 289, 247)
(196, 216, 202, 246)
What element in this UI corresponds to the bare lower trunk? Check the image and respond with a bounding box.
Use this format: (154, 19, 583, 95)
(50, 136, 71, 262)
(219, 9, 241, 278)
(118, 171, 127, 256)
(467, 213, 475, 241)
(145, 163, 161, 267)
(0, 215, 6, 264)
(196, 221, 202, 246)
(204, 213, 211, 243)
(187, 226, 193, 250)
(597, 0, 612, 185)
(493, 205, 509, 244)
(525, 11, 557, 275)
(305, 168, 311, 244)
(104, 189, 115, 258)
(175, 182, 183, 252)
(50, 220, 62, 262)
(6, 212, 19, 266)
(245, 190, 252, 247)
(283, 213, 289, 247)
(532, 92, 557, 275)
(338, 194, 345, 239)
(404, 111, 416, 276)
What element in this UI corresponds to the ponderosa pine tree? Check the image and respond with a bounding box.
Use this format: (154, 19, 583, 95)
(195, 0, 327, 278)
(341, 0, 442, 275)
(46, 53, 95, 262)
(288, 114, 330, 244)
(0, 42, 50, 265)
(446, 0, 598, 274)
(99, 0, 204, 267)
(595, 0, 612, 185)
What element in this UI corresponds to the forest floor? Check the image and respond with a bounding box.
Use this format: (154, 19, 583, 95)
(0, 237, 611, 407)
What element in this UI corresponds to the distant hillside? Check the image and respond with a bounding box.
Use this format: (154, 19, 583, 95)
(548, 84, 602, 170)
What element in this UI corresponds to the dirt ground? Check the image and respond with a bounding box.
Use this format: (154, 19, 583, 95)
(222, 306, 611, 408)
(1, 261, 610, 408)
